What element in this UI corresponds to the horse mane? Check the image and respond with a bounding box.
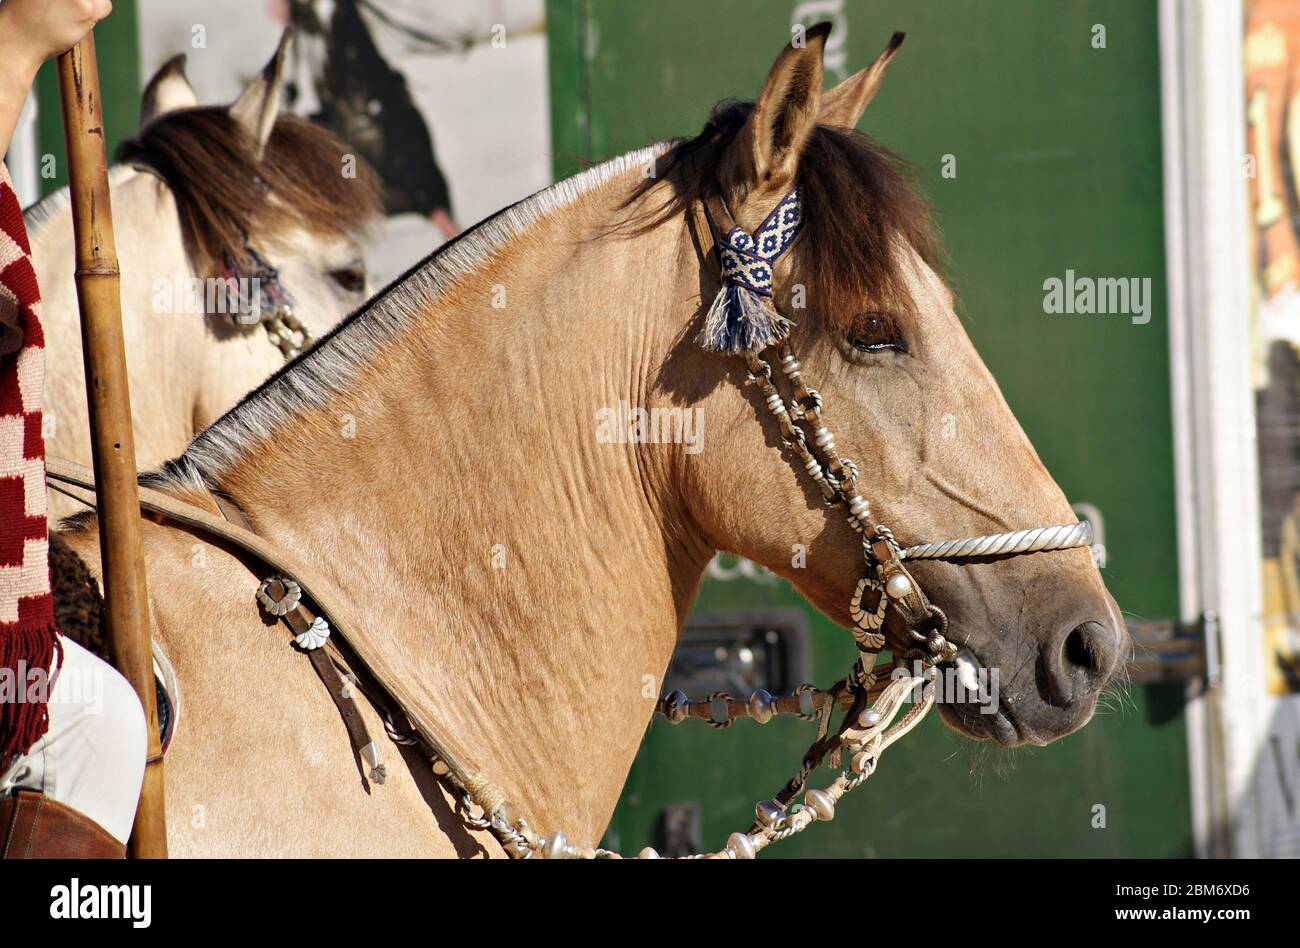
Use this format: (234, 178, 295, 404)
(146, 142, 671, 494)
(22, 182, 72, 231)
(115, 109, 381, 277)
(628, 100, 938, 337)
(145, 102, 937, 495)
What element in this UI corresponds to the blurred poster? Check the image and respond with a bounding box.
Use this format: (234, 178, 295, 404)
(285, 0, 461, 233)
(137, 0, 551, 286)
(1248, 0, 1300, 695)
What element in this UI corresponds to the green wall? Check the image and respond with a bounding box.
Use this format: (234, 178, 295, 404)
(32, 0, 140, 197)
(549, 0, 1190, 857)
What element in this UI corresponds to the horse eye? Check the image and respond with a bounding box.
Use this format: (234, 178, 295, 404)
(848, 314, 906, 353)
(330, 267, 366, 294)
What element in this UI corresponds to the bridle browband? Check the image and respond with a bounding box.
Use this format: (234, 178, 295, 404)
(45, 181, 1095, 861)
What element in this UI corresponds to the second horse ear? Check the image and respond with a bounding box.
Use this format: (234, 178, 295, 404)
(817, 32, 905, 131)
(229, 28, 293, 161)
(721, 22, 831, 199)
(139, 54, 198, 128)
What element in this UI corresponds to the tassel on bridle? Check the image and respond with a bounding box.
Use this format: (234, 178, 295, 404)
(699, 189, 804, 353)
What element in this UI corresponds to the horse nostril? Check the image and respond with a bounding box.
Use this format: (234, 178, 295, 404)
(1042, 620, 1116, 706)
(1063, 621, 1115, 686)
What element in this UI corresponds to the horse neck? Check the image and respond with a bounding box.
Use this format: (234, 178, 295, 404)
(209, 170, 714, 841)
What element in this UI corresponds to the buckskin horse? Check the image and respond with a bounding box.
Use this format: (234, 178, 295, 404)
(28, 33, 380, 517)
(56, 24, 1126, 857)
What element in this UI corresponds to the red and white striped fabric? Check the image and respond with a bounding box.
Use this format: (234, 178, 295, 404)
(0, 162, 61, 766)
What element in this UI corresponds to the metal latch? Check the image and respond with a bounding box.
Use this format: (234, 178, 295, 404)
(1126, 613, 1212, 683)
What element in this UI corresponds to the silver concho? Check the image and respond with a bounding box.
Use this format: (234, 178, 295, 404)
(294, 616, 330, 651)
(885, 573, 913, 600)
(256, 577, 302, 617)
(849, 576, 887, 631)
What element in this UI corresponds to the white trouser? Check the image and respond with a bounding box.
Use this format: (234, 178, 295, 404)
(0, 637, 146, 843)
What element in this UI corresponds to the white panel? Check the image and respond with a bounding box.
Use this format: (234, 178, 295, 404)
(1161, 0, 1300, 858)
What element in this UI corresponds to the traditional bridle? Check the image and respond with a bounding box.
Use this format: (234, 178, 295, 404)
(273, 183, 1090, 858)
(47, 182, 1094, 860)
(438, 184, 1091, 857)
(125, 161, 312, 360)
(617, 183, 1096, 856)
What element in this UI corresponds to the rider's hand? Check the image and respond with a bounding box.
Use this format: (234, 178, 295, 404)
(0, 0, 112, 160)
(0, 0, 113, 80)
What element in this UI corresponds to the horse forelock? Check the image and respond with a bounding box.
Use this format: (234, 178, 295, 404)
(629, 100, 938, 341)
(114, 108, 382, 278)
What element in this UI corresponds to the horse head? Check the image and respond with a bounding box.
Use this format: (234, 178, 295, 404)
(120, 31, 382, 423)
(653, 25, 1127, 747)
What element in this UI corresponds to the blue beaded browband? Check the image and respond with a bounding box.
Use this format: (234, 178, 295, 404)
(699, 188, 804, 353)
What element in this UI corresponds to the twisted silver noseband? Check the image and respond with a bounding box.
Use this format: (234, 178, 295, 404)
(899, 522, 1093, 561)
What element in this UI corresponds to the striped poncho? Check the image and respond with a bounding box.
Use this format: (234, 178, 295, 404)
(0, 162, 61, 766)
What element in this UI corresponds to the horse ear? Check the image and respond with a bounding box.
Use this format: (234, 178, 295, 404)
(817, 32, 905, 130)
(140, 54, 198, 128)
(230, 28, 292, 161)
(726, 22, 831, 193)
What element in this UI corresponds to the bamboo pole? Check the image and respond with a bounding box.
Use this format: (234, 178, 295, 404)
(56, 32, 167, 858)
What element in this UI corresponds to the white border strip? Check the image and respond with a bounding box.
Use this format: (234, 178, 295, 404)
(1158, 0, 1213, 859)
(1159, 0, 1264, 858)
